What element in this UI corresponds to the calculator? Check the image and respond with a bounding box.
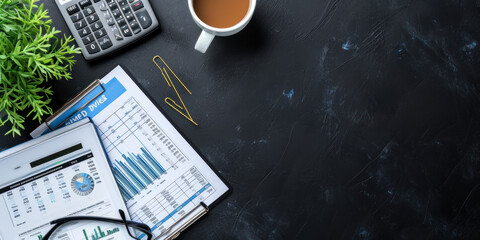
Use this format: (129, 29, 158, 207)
(55, 0, 159, 60)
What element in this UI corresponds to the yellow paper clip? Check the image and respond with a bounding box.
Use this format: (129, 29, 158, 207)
(153, 55, 198, 126)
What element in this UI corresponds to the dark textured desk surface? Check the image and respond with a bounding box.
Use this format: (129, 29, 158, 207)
(2, 0, 480, 239)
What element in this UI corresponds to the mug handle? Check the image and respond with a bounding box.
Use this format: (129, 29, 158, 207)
(195, 30, 215, 53)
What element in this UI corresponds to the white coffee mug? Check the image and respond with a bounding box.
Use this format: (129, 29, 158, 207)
(188, 0, 257, 53)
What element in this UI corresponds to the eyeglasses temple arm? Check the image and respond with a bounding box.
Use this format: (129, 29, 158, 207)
(43, 211, 153, 240)
(42, 222, 65, 240)
(120, 209, 140, 240)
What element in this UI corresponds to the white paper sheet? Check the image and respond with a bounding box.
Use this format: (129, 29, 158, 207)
(1, 121, 132, 240)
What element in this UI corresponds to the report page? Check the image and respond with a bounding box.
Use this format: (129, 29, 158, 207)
(0, 152, 130, 240)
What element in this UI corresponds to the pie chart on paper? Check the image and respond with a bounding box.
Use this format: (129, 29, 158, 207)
(71, 173, 95, 196)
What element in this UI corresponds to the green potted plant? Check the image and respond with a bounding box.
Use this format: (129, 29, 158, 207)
(0, 0, 80, 136)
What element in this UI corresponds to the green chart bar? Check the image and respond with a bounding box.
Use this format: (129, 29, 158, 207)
(83, 227, 120, 240)
(38, 235, 43, 240)
(83, 229, 89, 240)
(98, 226, 105, 237)
(107, 227, 120, 235)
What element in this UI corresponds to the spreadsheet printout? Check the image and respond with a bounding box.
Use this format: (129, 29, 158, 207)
(0, 152, 131, 240)
(0, 121, 132, 240)
(31, 66, 230, 239)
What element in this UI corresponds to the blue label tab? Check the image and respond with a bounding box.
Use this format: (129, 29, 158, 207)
(44, 77, 126, 134)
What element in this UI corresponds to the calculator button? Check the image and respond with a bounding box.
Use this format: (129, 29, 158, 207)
(118, 0, 128, 7)
(135, 10, 151, 29)
(128, 0, 134, 3)
(91, 21, 103, 31)
(86, 41, 100, 54)
(125, 12, 134, 21)
(99, 1, 108, 10)
(105, 0, 114, 3)
(121, 5, 131, 13)
(129, 20, 141, 34)
(83, 6, 95, 16)
(111, 26, 123, 40)
(108, 2, 118, 10)
(112, 9, 122, 18)
(70, 12, 84, 22)
(82, 34, 95, 44)
(98, 36, 113, 49)
(106, 17, 115, 25)
(74, 19, 87, 29)
(131, 1, 143, 11)
(101, 10, 111, 18)
(79, 0, 92, 9)
(94, 28, 107, 38)
(86, 13, 99, 23)
(78, 27, 91, 37)
(120, 25, 132, 37)
(116, 17, 127, 26)
(67, 4, 80, 15)
(93, 0, 101, 2)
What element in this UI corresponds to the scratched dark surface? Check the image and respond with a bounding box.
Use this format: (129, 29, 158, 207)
(1, 0, 480, 239)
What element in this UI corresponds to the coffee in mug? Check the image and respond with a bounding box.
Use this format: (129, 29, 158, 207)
(188, 0, 257, 53)
(193, 0, 250, 28)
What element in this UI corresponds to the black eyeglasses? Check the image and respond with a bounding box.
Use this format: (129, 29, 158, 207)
(42, 209, 153, 240)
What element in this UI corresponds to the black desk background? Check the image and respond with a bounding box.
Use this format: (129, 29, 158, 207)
(2, 0, 480, 239)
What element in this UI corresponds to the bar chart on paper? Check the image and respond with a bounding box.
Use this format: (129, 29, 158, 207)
(35, 222, 121, 240)
(82, 225, 120, 240)
(96, 98, 215, 201)
(95, 97, 218, 238)
(97, 98, 187, 200)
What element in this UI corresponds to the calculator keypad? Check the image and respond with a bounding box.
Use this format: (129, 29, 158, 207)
(135, 9, 151, 29)
(67, 4, 80, 15)
(131, 1, 143, 11)
(86, 13, 99, 23)
(111, 9, 121, 18)
(70, 12, 83, 22)
(111, 25, 123, 40)
(108, 2, 118, 10)
(98, 36, 113, 49)
(120, 25, 132, 37)
(106, 17, 115, 26)
(79, 27, 91, 37)
(83, 6, 95, 16)
(82, 34, 95, 44)
(100, 10, 111, 18)
(129, 20, 141, 34)
(74, 19, 87, 29)
(94, 28, 107, 38)
(125, 12, 134, 21)
(118, 0, 128, 7)
(99, 1, 108, 10)
(86, 42, 101, 54)
(117, 17, 126, 27)
(121, 5, 130, 13)
(79, 0, 91, 8)
(91, 21, 103, 31)
(66, 0, 154, 56)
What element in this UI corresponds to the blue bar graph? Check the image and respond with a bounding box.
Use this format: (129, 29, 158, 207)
(112, 147, 166, 200)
